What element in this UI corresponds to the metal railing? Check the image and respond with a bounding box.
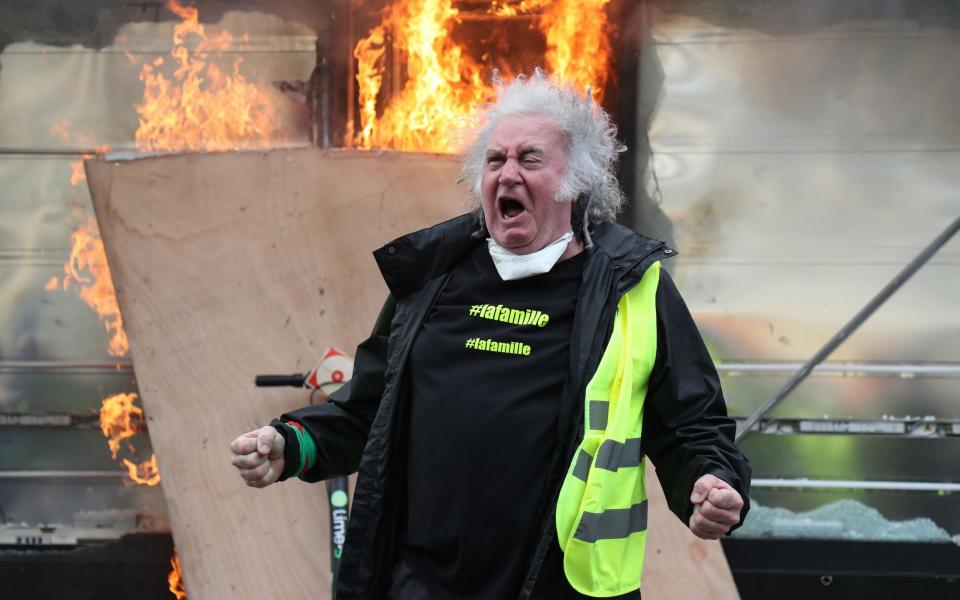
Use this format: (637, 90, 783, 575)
(736, 215, 960, 443)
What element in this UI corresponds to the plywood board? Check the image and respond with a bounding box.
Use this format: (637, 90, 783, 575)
(86, 149, 466, 600)
(643, 462, 740, 598)
(86, 147, 738, 598)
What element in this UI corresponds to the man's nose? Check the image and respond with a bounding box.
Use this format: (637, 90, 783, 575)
(498, 158, 521, 185)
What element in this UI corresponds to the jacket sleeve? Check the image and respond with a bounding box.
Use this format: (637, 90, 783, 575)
(641, 270, 751, 531)
(272, 295, 396, 482)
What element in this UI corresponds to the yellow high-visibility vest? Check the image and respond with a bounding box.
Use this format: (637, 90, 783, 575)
(556, 261, 660, 597)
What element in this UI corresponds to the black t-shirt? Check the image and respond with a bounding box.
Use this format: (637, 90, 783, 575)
(397, 244, 585, 599)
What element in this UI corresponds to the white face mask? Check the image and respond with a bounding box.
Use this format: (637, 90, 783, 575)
(486, 232, 574, 281)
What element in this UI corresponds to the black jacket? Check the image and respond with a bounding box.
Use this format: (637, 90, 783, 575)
(279, 213, 751, 599)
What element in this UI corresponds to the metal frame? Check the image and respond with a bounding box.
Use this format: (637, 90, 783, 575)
(736, 416, 960, 438)
(736, 215, 960, 442)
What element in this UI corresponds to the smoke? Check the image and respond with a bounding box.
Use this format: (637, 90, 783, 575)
(0, 1, 342, 54)
(654, 0, 960, 36)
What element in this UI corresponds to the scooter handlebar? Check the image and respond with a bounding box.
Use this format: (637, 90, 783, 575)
(254, 374, 306, 388)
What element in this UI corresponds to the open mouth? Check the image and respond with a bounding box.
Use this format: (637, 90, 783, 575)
(499, 198, 525, 220)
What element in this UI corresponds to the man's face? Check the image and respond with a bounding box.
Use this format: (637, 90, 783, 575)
(480, 114, 572, 255)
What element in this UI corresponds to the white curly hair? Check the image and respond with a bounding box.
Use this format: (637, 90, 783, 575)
(459, 69, 626, 232)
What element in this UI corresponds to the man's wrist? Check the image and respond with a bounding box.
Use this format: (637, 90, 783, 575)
(270, 420, 300, 481)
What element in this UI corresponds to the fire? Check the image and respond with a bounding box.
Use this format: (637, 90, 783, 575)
(490, 0, 556, 17)
(52, 0, 298, 501)
(54, 0, 283, 358)
(69, 160, 87, 186)
(353, 24, 386, 149)
(123, 454, 162, 486)
(355, 0, 614, 151)
(489, 1, 611, 99)
(135, 0, 285, 152)
(59, 213, 129, 357)
(168, 550, 188, 599)
(353, 0, 489, 152)
(539, 0, 613, 102)
(97, 392, 160, 486)
(99, 393, 143, 459)
(45, 122, 147, 485)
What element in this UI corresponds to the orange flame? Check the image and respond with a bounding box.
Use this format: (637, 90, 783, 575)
(489, 0, 549, 17)
(135, 0, 285, 152)
(123, 454, 162, 486)
(168, 550, 188, 599)
(540, 0, 613, 102)
(353, 0, 490, 152)
(98, 393, 160, 486)
(353, 24, 386, 149)
(99, 393, 143, 459)
(354, 0, 613, 152)
(59, 213, 129, 357)
(489, 1, 612, 98)
(69, 160, 87, 186)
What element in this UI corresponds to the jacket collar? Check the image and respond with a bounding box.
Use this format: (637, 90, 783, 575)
(374, 213, 482, 296)
(591, 221, 671, 269)
(373, 212, 674, 296)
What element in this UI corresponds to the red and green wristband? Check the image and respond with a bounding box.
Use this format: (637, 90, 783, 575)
(285, 421, 318, 479)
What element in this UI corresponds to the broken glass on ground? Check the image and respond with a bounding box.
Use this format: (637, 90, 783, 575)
(733, 498, 954, 543)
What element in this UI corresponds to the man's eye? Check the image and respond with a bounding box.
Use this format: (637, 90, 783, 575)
(487, 158, 503, 167)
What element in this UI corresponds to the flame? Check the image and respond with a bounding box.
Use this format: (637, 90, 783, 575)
(353, 24, 386, 149)
(50, 0, 297, 498)
(135, 0, 285, 152)
(489, 0, 549, 17)
(53, 0, 285, 360)
(353, 0, 490, 152)
(98, 393, 160, 486)
(168, 550, 188, 599)
(539, 0, 613, 102)
(99, 393, 143, 459)
(354, 0, 613, 152)
(123, 454, 162, 486)
(69, 160, 87, 186)
(59, 213, 129, 357)
(489, 0, 613, 98)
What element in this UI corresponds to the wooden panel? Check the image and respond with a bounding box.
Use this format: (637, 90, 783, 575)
(643, 462, 740, 598)
(86, 148, 737, 598)
(85, 149, 465, 600)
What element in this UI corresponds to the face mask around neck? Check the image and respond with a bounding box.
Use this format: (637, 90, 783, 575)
(486, 232, 573, 281)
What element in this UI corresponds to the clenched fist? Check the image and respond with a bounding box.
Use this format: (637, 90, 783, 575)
(688, 474, 744, 540)
(230, 426, 285, 488)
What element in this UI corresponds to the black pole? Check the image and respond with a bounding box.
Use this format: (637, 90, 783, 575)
(736, 214, 960, 443)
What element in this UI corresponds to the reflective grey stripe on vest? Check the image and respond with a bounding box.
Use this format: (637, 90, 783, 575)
(574, 501, 649, 543)
(571, 438, 643, 482)
(594, 438, 643, 472)
(572, 449, 592, 482)
(588, 400, 608, 430)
